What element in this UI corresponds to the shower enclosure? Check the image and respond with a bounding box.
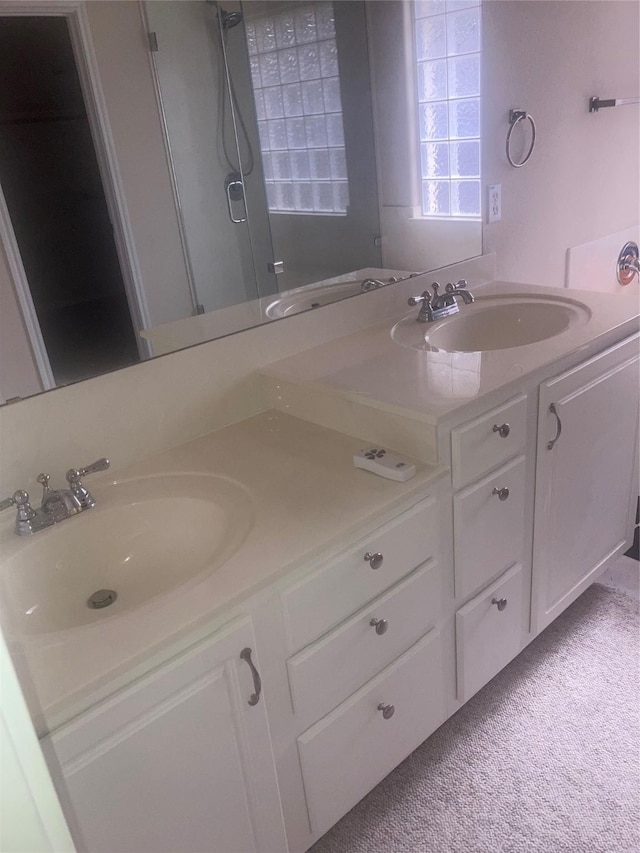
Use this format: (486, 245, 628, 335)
(144, 0, 381, 311)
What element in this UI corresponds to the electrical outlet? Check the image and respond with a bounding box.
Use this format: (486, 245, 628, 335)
(488, 184, 501, 223)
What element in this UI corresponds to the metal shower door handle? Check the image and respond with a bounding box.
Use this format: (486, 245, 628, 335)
(225, 176, 247, 224)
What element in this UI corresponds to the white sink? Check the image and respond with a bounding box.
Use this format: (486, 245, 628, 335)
(391, 294, 591, 353)
(265, 280, 364, 318)
(0, 474, 253, 636)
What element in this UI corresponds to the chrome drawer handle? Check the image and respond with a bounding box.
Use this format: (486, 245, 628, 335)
(493, 423, 510, 438)
(377, 702, 395, 719)
(492, 486, 510, 501)
(369, 617, 388, 635)
(547, 403, 562, 450)
(364, 551, 384, 570)
(240, 647, 262, 706)
(491, 597, 508, 611)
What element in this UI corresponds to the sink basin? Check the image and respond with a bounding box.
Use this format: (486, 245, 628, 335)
(0, 474, 253, 636)
(391, 294, 591, 353)
(265, 279, 363, 318)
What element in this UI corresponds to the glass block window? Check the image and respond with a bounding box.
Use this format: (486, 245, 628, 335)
(246, 2, 349, 215)
(415, 0, 481, 218)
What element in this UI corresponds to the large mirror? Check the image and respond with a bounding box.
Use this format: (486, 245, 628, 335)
(0, 0, 483, 403)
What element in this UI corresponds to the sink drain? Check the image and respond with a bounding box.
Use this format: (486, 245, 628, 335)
(87, 589, 118, 609)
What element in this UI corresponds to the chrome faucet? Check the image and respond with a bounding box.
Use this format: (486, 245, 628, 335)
(360, 276, 399, 292)
(408, 280, 474, 323)
(0, 457, 110, 536)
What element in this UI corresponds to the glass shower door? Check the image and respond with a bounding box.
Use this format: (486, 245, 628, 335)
(144, 1, 277, 315)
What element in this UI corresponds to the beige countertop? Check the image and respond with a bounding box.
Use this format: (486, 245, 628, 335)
(261, 281, 640, 425)
(1, 411, 444, 735)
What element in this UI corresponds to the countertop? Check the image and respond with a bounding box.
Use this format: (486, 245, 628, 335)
(1, 411, 444, 735)
(261, 281, 640, 425)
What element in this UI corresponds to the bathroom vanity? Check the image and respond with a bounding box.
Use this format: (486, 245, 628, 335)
(1, 280, 638, 853)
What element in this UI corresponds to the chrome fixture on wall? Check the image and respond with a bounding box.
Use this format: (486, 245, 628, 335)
(506, 109, 536, 168)
(589, 96, 640, 113)
(617, 241, 640, 285)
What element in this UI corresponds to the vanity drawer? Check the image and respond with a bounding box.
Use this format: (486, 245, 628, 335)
(297, 629, 445, 839)
(287, 559, 441, 727)
(282, 496, 438, 652)
(456, 563, 524, 701)
(451, 394, 527, 489)
(454, 455, 526, 598)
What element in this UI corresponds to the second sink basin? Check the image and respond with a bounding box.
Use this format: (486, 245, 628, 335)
(265, 279, 363, 319)
(391, 294, 591, 352)
(0, 473, 253, 636)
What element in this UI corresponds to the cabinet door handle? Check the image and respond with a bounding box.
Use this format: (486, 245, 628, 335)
(364, 551, 384, 569)
(369, 617, 388, 635)
(240, 648, 262, 706)
(377, 702, 395, 719)
(492, 486, 510, 501)
(492, 422, 510, 438)
(547, 403, 562, 450)
(491, 597, 508, 611)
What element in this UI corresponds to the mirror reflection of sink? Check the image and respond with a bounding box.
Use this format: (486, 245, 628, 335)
(391, 294, 592, 353)
(265, 279, 364, 319)
(0, 474, 253, 637)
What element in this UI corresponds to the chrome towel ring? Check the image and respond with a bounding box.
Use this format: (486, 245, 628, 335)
(506, 109, 537, 167)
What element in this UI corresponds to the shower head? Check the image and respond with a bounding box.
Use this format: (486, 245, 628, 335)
(220, 7, 243, 29)
(224, 11, 243, 29)
(205, 1, 243, 30)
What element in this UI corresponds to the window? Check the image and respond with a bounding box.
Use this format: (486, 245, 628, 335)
(414, 0, 482, 218)
(246, 2, 349, 215)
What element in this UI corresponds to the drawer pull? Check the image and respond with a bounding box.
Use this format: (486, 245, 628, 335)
(491, 597, 508, 611)
(364, 551, 384, 570)
(369, 617, 388, 635)
(492, 422, 511, 438)
(547, 403, 562, 450)
(240, 647, 262, 706)
(492, 486, 510, 501)
(377, 702, 395, 720)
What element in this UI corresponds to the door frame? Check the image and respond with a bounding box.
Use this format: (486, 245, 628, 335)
(0, 182, 56, 391)
(0, 0, 152, 361)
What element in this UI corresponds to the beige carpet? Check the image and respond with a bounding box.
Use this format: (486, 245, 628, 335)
(311, 583, 639, 853)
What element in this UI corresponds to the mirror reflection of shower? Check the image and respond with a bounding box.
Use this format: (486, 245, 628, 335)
(210, 2, 255, 228)
(145, 1, 383, 304)
(145, 0, 276, 313)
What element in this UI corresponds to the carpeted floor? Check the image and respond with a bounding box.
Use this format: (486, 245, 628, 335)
(311, 580, 639, 853)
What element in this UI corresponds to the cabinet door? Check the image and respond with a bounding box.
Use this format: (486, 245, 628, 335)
(533, 335, 639, 631)
(46, 618, 286, 853)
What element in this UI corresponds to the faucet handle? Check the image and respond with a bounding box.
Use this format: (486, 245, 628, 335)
(72, 457, 110, 479)
(0, 490, 36, 519)
(445, 279, 469, 293)
(408, 290, 432, 307)
(66, 458, 110, 510)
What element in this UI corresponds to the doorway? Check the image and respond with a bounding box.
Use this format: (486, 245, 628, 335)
(0, 15, 140, 387)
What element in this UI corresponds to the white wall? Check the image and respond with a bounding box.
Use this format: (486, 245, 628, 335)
(482, 0, 640, 287)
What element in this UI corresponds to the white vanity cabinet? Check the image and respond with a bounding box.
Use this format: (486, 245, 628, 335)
(532, 334, 640, 631)
(276, 492, 448, 847)
(450, 394, 530, 701)
(42, 617, 286, 853)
